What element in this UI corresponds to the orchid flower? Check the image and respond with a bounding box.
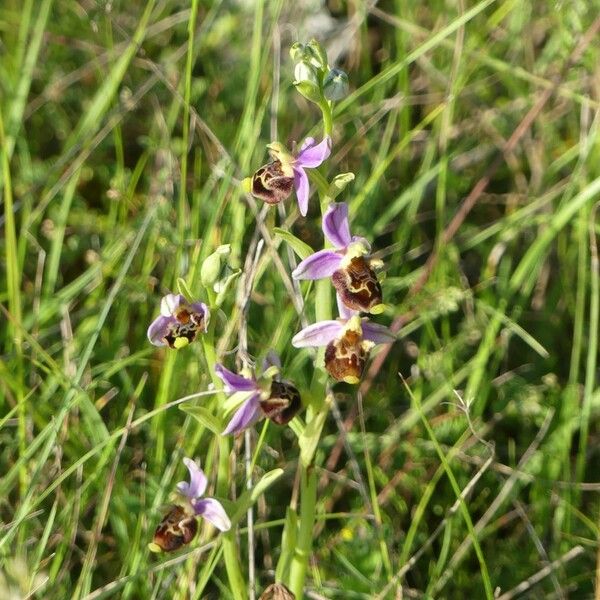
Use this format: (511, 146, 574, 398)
(147, 293, 209, 349)
(249, 136, 331, 216)
(292, 308, 395, 384)
(292, 202, 384, 314)
(151, 457, 230, 552)
(215, 353, 301, 435)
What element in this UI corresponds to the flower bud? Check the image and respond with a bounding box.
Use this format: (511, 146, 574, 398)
(323, 68, 349, 101)
(293, 79, 322, 104)
(289, 42, 306, 63)
(200, 244, 231, 289)
(307, 38, 328, 70)
(294, 61, 318, 86)
(293, 61, 322, 104)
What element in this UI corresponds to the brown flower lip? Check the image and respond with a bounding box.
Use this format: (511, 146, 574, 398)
(332, 255, 383, 313)
(152, 505, 198, 552)
(260, 380, 302, 425)
(324, 327, 371, 383)
(162, 307, 207, 348)
(251, 160, 294, 205)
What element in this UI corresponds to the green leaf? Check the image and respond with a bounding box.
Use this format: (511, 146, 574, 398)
(180, 405, 222, 435)
(273, 228, 313, 260)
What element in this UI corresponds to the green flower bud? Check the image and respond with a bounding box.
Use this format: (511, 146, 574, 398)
(294, 61, 319, 86)
(289, 42, 306, 63)
(293, 79, 322, 104)
(323, 68, 349, 101)
(200, 244, 231, 288)
(307, 38, 329, 70)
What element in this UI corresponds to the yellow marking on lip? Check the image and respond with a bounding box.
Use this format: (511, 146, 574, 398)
(343, 375, 360, 384)
(173, 337, 190, 349)
(369, 303, 386, 315)
(148, 542, 162, 553)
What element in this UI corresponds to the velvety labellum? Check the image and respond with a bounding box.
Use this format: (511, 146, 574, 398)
(261, 381, 302, 425)
(152, 505, 198, 552)
(324, 328, 370, 383)
(163, 307, 206, 349)
(251, 161, 294, 205)
(332, 255, 382, 313)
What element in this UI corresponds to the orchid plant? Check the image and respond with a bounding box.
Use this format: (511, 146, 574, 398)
(144, 39, 396, 600)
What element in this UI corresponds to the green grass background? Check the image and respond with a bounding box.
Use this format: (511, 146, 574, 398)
(1, 0, 600, 598)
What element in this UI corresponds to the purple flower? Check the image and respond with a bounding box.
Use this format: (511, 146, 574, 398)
(292, 202, 384, 313)
(215, 355, 301, 436)
(249, 136, 331, 216)
(147, 293, 209, 349)
(176, 457, 231, 531)
(151, 457, 230, 553)
(292, 312, 395, 384)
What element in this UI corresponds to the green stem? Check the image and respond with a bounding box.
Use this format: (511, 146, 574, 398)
(288, 468, 317, 597)
(285, 98, 334, 592)
(318, 100, 333, 137)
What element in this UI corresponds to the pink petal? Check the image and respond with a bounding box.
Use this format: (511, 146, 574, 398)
(160, 293, 186, 317)
(323, 202, 352, 248)
(292, 320, 343, 348)
(176, 457, 208, 499)
(193, 497, 231, 532)
(299, 137, 316, 152)
(147, 315, 172, 346)
(362, 321, 396, 344)
(292, 249, 342, 280)
(295, 136, 332, 168)
(222, 393, 262, 435)
(215, 364, 257, 392)
(294, 167, 309, 216)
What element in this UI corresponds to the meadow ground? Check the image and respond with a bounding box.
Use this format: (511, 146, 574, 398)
(1, 1, 600, 598)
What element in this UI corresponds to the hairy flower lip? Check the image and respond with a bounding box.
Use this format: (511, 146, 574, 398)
(292, 307, 395, 383)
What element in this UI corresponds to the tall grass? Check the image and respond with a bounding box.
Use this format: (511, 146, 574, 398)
(1, 1, 599, 598)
